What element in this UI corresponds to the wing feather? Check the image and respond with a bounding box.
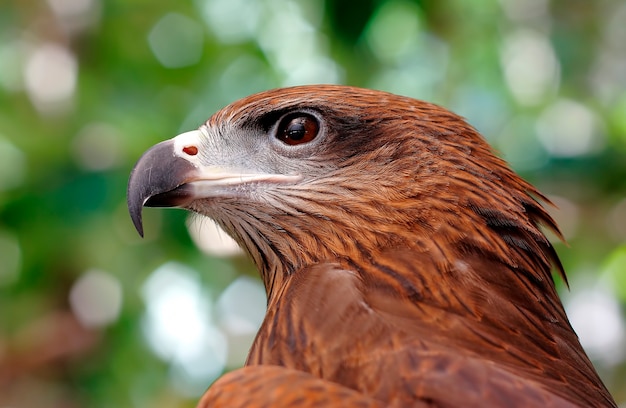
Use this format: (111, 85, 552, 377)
(240, 249, 612, 407)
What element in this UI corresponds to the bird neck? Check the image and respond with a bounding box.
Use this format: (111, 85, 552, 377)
(229, 186, 563, 312)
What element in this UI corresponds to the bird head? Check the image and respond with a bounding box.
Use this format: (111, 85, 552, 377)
(128, 85, 563, 296)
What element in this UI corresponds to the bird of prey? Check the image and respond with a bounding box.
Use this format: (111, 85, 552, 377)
(127, 85, 616, 407)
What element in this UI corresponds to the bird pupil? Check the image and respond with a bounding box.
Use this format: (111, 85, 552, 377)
(287, 120, 306, 140)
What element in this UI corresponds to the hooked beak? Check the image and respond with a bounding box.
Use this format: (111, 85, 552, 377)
(127, 130, 300, 237)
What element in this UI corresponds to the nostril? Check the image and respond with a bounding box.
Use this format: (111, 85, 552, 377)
(183, 145, 198, 156)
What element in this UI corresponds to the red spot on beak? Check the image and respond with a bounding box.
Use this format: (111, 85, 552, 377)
(183, 145, 198, 156)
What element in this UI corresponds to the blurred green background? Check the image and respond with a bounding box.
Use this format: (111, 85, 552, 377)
(0, 0, 625, 407)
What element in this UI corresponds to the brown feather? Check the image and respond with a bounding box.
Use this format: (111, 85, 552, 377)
(132, 86, 615, 407)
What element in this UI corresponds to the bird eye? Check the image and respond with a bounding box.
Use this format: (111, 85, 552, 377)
(276, 114, 320, 146)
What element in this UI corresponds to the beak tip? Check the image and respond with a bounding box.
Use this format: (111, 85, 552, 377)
(133, 216, 145, 238)
(128, 170, 145, 237)
(128, 197, 146, 238)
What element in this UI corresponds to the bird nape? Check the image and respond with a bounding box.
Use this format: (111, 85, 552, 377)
(127, 85, 616, 407)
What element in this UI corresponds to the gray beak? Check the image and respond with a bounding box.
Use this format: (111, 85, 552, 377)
(127, 138, 198, 237)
